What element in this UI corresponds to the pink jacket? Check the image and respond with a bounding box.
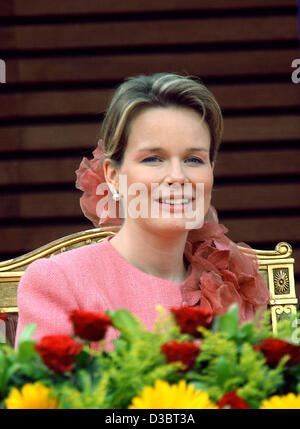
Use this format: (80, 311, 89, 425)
(15, 236, 184, 348)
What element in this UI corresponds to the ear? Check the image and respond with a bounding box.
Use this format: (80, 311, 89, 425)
(103, 158, 120, 193)
(211, 161, 215, 172)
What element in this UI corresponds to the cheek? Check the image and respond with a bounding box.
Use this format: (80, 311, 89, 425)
(205, 171, 214, 194)
(118, 165, 138, 188)
(118, 168, 153, 199)
(194, 168, 214, 192)
(194, 169, 214, 210)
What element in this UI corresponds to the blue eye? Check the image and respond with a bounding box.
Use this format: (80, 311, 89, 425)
(141, 156, 204, 164)
(186, 157, 204, 164)
(141, 156, 161, 163)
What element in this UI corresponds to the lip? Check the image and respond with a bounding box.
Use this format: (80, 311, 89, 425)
(155, 195, 195, 201)
(154, 198, 194, 213)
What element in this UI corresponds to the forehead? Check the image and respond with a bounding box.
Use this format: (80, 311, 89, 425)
(126, 106, 210, 151)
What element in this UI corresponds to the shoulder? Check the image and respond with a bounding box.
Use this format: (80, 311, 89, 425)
(49, 238, 109, 265)
(17, 240, 110, 299)
(20, 238, 111, 284)
(44, 238, 111, 270)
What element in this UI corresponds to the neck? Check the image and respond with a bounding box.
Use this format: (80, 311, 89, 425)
(109, 220, 189, 284)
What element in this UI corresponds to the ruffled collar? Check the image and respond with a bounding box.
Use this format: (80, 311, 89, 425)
(181, 221, 270, 323)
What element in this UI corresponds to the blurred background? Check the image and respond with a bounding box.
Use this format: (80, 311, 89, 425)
(0, 0, 299, 302)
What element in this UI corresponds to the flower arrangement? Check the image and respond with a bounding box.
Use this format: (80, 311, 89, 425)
(0, 304, 299, 409)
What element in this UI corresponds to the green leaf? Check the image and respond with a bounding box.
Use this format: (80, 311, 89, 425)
(76, 349, 94, 369)
(238, 323, 256, 343)
(217, 304, 239, 339)
(2, 362, 21, 392)
(215, 356, 233, 386)
(106, 309, 143, 335)
(190, 381, 210, 392)
(18, 340, 36, 363)
(0, 350, 21, 395)
(6, 362, 21, 380)
(0, 350, 7, 392)
(17, 323, 36, 345)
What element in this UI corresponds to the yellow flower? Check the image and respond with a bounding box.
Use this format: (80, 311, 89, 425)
(5, 382, 59, 409)
(260, 393, 300, 409)
(129, 379, 217, 409)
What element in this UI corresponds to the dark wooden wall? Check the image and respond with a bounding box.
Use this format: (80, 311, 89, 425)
(0, 0, 300, 302)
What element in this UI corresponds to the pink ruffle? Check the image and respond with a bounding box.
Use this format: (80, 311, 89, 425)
(182, 222, 270, 323)
(75, 140, 122, 228)
(75, 141, 270, 323)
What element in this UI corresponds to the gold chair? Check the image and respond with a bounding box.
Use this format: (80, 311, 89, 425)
(0, 229, 298, 346)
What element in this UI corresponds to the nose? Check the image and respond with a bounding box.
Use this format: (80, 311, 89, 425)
(164, 158, 187, 185)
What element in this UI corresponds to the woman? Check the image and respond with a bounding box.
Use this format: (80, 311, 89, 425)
(15, 73, 270, 349)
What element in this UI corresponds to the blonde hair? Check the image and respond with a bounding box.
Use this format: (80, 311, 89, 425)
(101, 72, 223, 165)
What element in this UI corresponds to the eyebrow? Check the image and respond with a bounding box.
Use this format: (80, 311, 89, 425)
(137, 146, 209, 152)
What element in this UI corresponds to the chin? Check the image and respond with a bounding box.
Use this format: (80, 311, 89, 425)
(142, 216, 200, 235)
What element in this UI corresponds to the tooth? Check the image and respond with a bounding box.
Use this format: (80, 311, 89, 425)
(161, 199, 189, 204)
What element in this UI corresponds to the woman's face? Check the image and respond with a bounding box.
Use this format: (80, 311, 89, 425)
(105, 106, 214, 234)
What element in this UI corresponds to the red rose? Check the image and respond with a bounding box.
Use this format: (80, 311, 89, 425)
(254, 338, 300, 368)
(161, 341, 200, 372)
(35, 335, 83, 374)
(0, 314, 7, 321)
(171, 306, 212, 337)
(69, 309, 111, 341)
(217, 391, 251, 409)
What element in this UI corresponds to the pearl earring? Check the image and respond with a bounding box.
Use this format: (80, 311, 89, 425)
(112, 188, 120, 201)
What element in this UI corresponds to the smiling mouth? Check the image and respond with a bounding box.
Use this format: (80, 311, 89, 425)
(156, 198, 193, 205)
